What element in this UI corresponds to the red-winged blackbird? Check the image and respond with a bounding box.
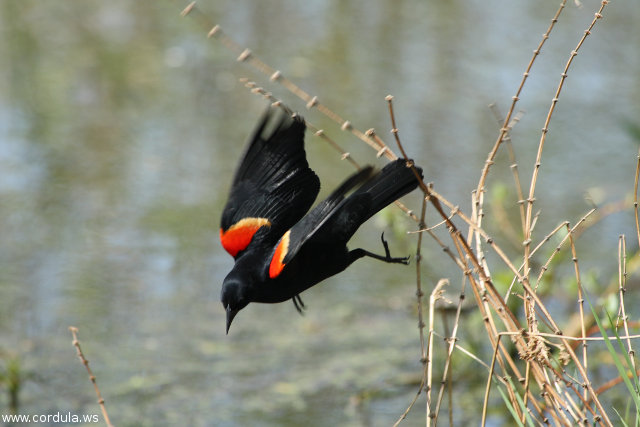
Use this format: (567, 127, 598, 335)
(220, 107, 423, 333)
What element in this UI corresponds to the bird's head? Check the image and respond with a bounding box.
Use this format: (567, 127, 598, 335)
(220, 270, 251, 334)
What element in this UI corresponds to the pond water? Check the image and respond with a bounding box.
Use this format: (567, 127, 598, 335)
(1, 1, 639, 425)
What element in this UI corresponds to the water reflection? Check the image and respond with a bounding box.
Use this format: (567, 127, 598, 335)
(0, 0, 638, 425)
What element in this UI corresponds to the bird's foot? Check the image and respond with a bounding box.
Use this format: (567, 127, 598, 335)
(378, 232, 410, 265)
(356, 232, 410, 265)
(292, 294, 306, 315)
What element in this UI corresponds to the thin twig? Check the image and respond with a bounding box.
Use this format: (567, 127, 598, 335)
(427, 280, 448, 427)
(534, 209, 596, 290)
(481, 334, 503, 427)
(69, 327, 114, 427)
(179, 1, 400, 161)
(567, 224, 589, 404)
(385, 96, 435, 426)
(392, 196, 430, 427)
(617, 235, 638, 384)
(488, 104, 527, 235)
(523, 0, 609, 265)
(635, 149, 640, 249)
(475, 0, 568, 228)
(487, 331, 640, 342)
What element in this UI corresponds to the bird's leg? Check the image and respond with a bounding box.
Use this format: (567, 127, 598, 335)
(352, 232, 410, 265)
(292, 294, 306, 314)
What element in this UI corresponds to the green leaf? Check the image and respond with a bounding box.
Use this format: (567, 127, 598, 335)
(585, 292, 640, 421)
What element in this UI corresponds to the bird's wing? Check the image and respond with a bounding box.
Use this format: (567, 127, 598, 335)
(220, 107, 320, 259)
(265, 159, 422, 279)
(265, 166, 374, 279)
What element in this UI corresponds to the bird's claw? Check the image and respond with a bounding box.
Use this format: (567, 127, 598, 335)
(292, 294, 306, 315)
(380, 232, 410, 265)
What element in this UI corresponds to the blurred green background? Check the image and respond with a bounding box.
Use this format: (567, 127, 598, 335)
(1, 0, 639, 425)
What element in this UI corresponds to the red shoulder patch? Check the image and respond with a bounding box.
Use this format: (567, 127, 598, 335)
(220, 217, 271, 257)
(269, 230, 291, 279)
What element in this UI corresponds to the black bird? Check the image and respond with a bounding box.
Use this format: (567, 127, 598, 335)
(219, 107, 423, 333)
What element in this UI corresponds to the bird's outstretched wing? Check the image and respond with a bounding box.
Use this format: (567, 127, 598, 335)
(266, 160, 422, 279)
(220, 107, 320, 259)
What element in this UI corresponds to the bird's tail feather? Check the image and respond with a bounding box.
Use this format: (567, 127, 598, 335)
(355, 159, 423, 221)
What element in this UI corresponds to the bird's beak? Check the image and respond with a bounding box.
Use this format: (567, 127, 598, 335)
(226, 306, 239, 335)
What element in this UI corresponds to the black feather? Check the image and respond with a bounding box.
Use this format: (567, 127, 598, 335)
(279, 160, 420, 266)
(220, 107, 320, 255)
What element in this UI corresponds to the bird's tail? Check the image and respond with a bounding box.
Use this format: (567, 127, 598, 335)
(354, 158, 423, 222)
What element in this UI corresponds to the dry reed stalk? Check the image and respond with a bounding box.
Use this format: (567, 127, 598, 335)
(474, 0, 568, 226)
(69, 327, 114, 427)
(635, 149, 640, 248)
(567, 224, 589, 404)
(179, 1, 400, 162)
(617, 236, 638, 380)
